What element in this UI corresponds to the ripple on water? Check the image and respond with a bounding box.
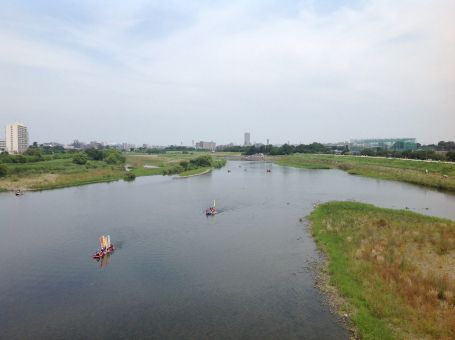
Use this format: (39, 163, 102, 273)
(1, 161, 454, 339)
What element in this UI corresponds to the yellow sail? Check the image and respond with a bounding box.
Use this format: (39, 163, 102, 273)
(99, 235, 109, 249)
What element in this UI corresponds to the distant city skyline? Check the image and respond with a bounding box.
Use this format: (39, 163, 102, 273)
(0, 120, 448, 147)
(1, 1, 454, 145)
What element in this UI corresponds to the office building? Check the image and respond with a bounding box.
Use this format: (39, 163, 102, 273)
(244, 132, 251, 146)
(350, 138, 417, 152)
(6, 123, 29, 154)
(195, 141, 216, 151)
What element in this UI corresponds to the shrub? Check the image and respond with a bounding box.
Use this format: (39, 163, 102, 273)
(124, 172, 136, 181)
(72, 152, 88, 165)
(213, 159, 226, 168)
(104, 150, 126, 164)
(0, 164, 7, 177)
(15, 155, 27, 163)
(447, 152, 455, 162)
(163, 165, 184, 175)
(179, 160, 190, 170)
(189, 155, 212, 167)
(85, 148, 104, 161)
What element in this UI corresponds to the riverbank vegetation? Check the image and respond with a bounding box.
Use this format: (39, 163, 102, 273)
(219, 140, 455, 162)
(309, 201, 455, 340)
(179, 167, 211, 177)
(273, 154, 455, 192)
(0, 148, 228, 191)
(126, 153, 226, 176)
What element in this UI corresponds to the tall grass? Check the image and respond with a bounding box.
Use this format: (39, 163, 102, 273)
(310, 202, 455, 339)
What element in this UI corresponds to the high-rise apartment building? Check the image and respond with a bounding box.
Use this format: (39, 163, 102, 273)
(0, 140, 5, 152)
(244, 132, 251, 146)
(195, 141, 216, 151)
(6, 123, 29, 154)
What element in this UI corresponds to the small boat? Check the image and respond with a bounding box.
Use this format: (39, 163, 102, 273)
(205, 200, 217, 216)
(15, 190, 22, 196)
(92, 235, 114, 260)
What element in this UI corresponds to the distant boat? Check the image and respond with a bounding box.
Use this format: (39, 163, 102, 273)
(92, 235, 114, 260)
(15, 190, 23, 197)
(206, 200, 217, 216)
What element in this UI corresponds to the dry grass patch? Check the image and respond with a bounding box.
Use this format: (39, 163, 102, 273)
(310, 202, 455, 339)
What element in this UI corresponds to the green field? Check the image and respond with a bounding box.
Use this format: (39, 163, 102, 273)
(309, 202, 455, 340)
(273, 154, 455, 192)
(0, 152, 232, 191)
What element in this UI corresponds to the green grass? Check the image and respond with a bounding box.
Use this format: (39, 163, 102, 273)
(0, 152, 230, 191)
(0, 158, 125, 191)
(6, 158, 87, 174)
(179, 167, 211, 177)
(130, 167, 163, 176)
(126, 152, 227, 178)
(309, 201, 455, 339)
(273, 154, 455, 192)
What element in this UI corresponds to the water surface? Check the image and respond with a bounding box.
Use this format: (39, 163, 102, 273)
(1, 161, 454, 339)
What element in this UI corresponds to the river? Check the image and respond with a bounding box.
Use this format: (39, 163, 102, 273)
(1, 161, 454, 339)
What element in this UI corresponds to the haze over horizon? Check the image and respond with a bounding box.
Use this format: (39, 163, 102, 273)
(0, 0, 454, 145)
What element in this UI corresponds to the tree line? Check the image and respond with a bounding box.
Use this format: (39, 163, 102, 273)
(220, 142, 332, 155)
(220, 141, 455, 161)
(360, 148, 455, 162)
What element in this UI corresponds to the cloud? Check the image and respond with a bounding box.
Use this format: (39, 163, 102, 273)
(0, 0, 454, 144)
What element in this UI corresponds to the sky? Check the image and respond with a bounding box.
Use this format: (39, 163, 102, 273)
(0, 0, 454, 145)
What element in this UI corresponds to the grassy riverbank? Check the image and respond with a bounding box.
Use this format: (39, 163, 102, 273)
(309, 202, 455, 339)
(273, 154, 455, 192)
(0, 152, 231, 191)
(0, 158, 125, 191)
(179, 167, 211, 177)
(126, 152, 228, 176)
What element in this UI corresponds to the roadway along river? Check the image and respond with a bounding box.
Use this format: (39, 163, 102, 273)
(1, 161, 455, 339)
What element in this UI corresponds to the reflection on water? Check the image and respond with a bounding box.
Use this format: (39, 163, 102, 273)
(1, 161, 455, 339)
(95, 252, 112, 268)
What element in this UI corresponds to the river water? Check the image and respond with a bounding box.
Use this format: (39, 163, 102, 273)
(1, 161, 455, 339)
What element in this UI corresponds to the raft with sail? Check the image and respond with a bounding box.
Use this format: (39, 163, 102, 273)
(92, 235, 114, 259)
(206, 200, 217, 216)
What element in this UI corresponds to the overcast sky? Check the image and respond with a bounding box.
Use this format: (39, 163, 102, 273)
(0, 0, 454, 145)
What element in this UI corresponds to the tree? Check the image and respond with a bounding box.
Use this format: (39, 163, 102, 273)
(447, 151, 455, 162)
(85, 148, 104, 161)
(104, 150, 125, 164)
(72, 152, 88, 165)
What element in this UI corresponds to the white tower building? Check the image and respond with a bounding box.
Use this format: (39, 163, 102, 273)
(6, 123, 29, 154)
(244, 132, 251, 146)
